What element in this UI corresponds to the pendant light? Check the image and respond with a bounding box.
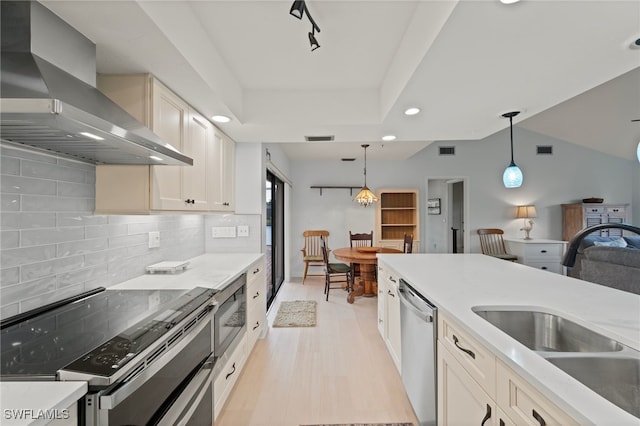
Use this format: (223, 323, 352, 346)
(354, 144, 378, 207)
(502, 111, 523, 188)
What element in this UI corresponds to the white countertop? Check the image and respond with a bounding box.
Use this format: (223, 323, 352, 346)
(378, 253, 640, 426)
(110, 252, 263, 291)
(1, 253, 262, 425)
(0, 382, 87, 426)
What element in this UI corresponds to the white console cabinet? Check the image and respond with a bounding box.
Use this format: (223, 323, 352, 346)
(504, 239, 567, 274)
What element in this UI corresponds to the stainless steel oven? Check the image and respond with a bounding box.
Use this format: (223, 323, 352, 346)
(212, 274, 246, 377)
(1, 286, 218, 426)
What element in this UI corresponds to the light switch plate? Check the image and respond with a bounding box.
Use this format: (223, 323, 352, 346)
(237, 225, 249, 237)
(148, 231, 160, 248)
(211, 226, 237, 238)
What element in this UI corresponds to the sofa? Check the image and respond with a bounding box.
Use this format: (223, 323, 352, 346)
(568, 235, 640, 294)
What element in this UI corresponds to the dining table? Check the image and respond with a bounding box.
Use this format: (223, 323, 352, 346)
(332, 246, 403, 303)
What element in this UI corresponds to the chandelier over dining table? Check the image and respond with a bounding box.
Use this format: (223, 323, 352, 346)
(354, 144, 378, 207)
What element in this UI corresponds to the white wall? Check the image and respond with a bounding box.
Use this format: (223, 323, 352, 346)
(286, 128, 637, 278)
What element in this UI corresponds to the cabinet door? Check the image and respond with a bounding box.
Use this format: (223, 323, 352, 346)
(210, 131, 235, 211)
(438, 342, 496, 426)
(150, 80, 189, 210)
(386, 280, 401, 371)
(182, 110, 214, 210)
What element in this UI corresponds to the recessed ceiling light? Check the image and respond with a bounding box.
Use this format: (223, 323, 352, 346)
(404, 107, 420, 116)
(500, 0, 520, 4)
(211, 115, 231, 123)
(631, 37, 640, 50)
(382, 135, 396, 142)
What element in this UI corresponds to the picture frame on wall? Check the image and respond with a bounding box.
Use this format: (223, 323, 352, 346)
(428, 198, 441, 215)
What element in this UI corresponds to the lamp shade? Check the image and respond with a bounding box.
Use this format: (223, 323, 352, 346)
(503, 162, 523, 188)
(516, 205, 537, 219)
(354, 186, 378, 207)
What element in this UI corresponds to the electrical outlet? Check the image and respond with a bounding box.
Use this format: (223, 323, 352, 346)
(148, 231, 160, 248)
(237, 225, 249, 237)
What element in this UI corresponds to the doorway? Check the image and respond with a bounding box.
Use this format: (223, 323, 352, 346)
(426, 177, 468, 253)
(266, 171, 285, 309)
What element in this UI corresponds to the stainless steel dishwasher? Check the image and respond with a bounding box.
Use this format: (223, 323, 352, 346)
(399, 278, 437, 426)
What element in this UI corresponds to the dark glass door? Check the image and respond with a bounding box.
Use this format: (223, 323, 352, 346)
(266, 171, 284, 308)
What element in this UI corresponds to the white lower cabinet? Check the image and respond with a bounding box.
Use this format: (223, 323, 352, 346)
(437, 312, 577, 426)
(214, 334, 247, 420)
(214, 257, 266, 421)
(377, 263, 401, 372)
(438, 342, 497, 426)
(246, 259, 266, 351)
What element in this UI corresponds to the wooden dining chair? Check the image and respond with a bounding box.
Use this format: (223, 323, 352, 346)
(349, 231, 374, 247)
(403, 233, 414, 253)
(301, 230, 330, 283)
(349, 231, 374, 283)
(477, 228, 518, 261)
(320, 236, 351, 301)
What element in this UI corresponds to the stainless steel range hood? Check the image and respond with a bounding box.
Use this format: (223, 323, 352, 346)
(0, 1, 193, 166)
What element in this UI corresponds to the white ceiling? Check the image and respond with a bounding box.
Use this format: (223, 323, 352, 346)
(41, 0, 640, 161)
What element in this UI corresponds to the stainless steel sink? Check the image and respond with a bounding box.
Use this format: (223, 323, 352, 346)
(545, 356, 640, 418)
(473, 309, 623, 352)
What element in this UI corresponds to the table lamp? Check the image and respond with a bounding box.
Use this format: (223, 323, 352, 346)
(516, 205, 537, 240)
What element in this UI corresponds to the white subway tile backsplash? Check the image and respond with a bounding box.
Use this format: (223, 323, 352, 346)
(21, 227, 85, 247)
(22, 195, 93, 212)
(1, 175, 57, 195)
(1, 231, 20, 250)
(1, 194, 20, 212)
(57, 238, 109, 257)
(21, 159, 91, 183)
(0, 143, 234, 320)
(1, 245, 57, 269)
(1, 212, 56, 229)
(20, 254, 85, 282)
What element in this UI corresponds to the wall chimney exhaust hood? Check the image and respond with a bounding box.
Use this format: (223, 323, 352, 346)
(0, 1, 193, 166)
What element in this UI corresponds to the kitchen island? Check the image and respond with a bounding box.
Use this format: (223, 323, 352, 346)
(378, 253, 640, 426)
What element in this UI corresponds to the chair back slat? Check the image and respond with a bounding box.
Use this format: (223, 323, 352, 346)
(477, 228, 508, 256)
(403, 233, 414, 253)
(349, 231, 373, 248)
(303, 230, 330, 257)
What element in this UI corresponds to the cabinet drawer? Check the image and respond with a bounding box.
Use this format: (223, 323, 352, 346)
(497, 361, 579, 426)
(523, 244, 562, 260)
(214, 334, 247, 419)
(525, 261, 562, 274)
(584, 205, 605, 214)
(439, 313, 496, 397)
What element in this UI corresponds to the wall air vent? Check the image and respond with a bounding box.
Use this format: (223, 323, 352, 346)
(536, 145, 553, 155)
(305, 135, 335, 142)
(439, 146, 455, 156)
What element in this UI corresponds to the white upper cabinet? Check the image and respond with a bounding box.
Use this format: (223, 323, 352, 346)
(95, 74, 233, 213)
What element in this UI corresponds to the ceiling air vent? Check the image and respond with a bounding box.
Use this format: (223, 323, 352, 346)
(536, 145, 553, 155)
(305, 135, 335, 142)
(439, 146, 455, 156)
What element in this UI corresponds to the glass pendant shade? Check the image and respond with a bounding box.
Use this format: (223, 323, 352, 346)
(502, 111, 523, 188)
(503, 161, 523, 188)
(354, 186, 378, 207)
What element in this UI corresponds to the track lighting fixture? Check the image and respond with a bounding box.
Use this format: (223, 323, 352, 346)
(502, 111, 523, 188)
(289, 0, 321, 51)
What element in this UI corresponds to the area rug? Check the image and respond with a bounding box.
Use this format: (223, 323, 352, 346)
(301, 423, 413, 426)
(272, 300, 317, 327)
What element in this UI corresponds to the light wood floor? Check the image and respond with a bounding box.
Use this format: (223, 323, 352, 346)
(215, 276, 419, 426)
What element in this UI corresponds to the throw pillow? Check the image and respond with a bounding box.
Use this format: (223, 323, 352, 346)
(623, 236, 640, 249)
(593, 237, 627, 248)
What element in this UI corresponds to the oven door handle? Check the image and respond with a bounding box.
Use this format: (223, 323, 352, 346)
(99, 309, 214, 410)
(155, 355, 216, 426)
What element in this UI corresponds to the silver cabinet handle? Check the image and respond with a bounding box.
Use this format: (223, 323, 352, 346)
(453, 334, 476, 359)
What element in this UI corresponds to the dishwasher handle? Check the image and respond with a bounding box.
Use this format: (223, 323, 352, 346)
(399, 283, 434, 323)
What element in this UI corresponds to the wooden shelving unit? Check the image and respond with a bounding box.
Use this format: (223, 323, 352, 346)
(376, 189, 419, 251)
